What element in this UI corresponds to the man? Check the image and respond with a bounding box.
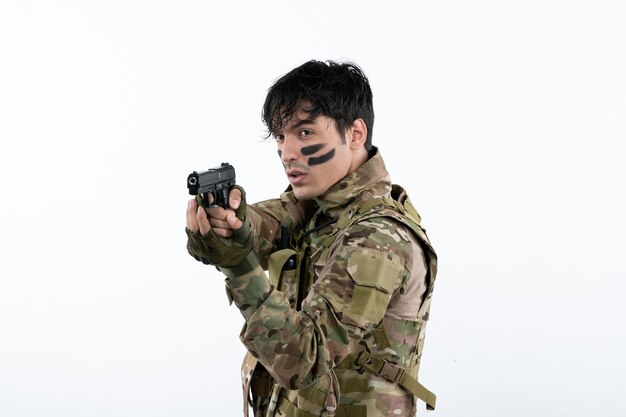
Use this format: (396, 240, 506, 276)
(186, 60, 438, 417)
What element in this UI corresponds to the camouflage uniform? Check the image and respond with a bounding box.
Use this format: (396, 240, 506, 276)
(223, 149, 437, 417)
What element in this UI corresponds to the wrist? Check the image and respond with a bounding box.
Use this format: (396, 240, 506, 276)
(219, 249, 261, 278)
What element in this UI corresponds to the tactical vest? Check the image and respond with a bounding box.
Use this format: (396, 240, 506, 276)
(240, 185, 437, 417)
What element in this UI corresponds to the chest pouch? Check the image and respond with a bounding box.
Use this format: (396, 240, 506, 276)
(268, 248, 299, 309)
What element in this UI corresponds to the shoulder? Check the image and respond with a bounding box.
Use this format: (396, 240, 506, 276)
(335, 210, 419, 264)
(315, 212, 421, 300)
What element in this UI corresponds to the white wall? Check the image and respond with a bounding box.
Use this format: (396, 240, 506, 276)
(1, 1, 624, 416)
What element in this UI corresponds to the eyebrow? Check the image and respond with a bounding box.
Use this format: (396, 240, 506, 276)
(278, 118, 315, 133)
(272, 118, 317, 136)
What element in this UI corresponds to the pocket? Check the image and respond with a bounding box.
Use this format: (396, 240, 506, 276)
(342, 249, 403, 328)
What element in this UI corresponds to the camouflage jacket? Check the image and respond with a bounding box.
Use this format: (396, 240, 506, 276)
(224, 150, 437, 417)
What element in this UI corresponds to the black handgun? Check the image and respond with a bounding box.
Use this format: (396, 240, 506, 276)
(187, 162, 236, 209)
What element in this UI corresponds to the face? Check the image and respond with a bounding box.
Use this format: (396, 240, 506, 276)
(274, 110, 366, 201)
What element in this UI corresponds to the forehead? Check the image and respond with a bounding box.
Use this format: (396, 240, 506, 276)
(281, 109, 334, 131)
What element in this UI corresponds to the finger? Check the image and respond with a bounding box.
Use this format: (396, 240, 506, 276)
(196, 205, 212, 236)
(211, 226, 234, 238)
(205, 206, 231, 229)
(208, 208, 237, 237)
(226, 213, 243, 230)
(229, 187, 242, 210)
(205, 205, 226, 219)
(186, 199, 199, 232)
(197, 192, 215, 207)
(208, 216, 231, 230)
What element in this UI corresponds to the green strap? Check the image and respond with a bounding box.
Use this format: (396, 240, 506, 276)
(298, 385, 328, 406)
(276, 396, 317, 417)
(276, 395, 366, 417)
(357, 353, 436, 411)
(335, 405, 366, 417)
(338, 378, 367, 393)
(334, 353, 358, 369)
(336, 352, 436, 410)
(371, 326, 391, 350)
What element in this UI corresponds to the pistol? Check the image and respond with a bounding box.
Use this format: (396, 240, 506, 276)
(187, 162, 236, 209)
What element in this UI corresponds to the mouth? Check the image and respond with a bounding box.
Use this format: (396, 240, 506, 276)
(286, 169, 307, 184)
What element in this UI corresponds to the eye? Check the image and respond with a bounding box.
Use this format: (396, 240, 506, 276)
(273, 133, 285, 142)
(300, 129, 313, 137)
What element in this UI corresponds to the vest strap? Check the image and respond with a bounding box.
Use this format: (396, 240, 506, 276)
(276, 395, 316, 417)
(276, 395, 367, 417)
(371, 326, 391, 350)
(353, 351, 436, 410)
(336, 405, 366, 417)
(338, 377, 367, 393)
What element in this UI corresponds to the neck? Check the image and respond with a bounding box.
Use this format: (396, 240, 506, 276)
(348, 147, 370, 175)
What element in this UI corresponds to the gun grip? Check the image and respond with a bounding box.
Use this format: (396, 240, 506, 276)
(214, 188, 229, 209)
(201, 192, 211, 207)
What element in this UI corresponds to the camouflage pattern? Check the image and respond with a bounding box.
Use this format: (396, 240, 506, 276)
(224, 149, 437, 417)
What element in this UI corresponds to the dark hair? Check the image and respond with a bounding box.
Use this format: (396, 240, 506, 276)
(262, 60, 374, 151)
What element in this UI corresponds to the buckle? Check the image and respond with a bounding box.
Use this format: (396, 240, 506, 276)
(379, 361, 404, 383)
(352, 351, 372, 374)
(352, 351, 370, 367)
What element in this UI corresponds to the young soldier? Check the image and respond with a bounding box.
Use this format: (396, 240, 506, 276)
(186, 60, 438, 417)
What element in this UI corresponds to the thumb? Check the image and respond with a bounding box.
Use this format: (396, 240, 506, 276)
(229, 188, 242, 210)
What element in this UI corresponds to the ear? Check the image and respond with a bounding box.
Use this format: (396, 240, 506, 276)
(347, 118, 367, 150)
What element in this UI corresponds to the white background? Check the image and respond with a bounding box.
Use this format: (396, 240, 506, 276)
(1, 1, 625, 416)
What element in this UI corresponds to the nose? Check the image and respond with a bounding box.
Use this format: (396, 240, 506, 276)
(279, 135, 298, 163)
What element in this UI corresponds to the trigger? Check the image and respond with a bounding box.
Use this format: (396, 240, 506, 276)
(202, 192, 211, 207)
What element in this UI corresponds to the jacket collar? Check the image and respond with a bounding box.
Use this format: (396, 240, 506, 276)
(314, 147, 392, 220)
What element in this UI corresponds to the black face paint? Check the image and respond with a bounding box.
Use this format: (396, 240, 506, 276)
(300, 143, 325, 156)
(277, 150, 282, 158)
(308, 148, 336, 166)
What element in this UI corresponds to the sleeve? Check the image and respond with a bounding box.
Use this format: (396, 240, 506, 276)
(248, 189, 313, 268)
(224, 217, 416, 390)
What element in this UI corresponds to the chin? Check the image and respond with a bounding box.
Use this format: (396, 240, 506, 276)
(293, 192, 312, 201)
(293, 188, 318, 201)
